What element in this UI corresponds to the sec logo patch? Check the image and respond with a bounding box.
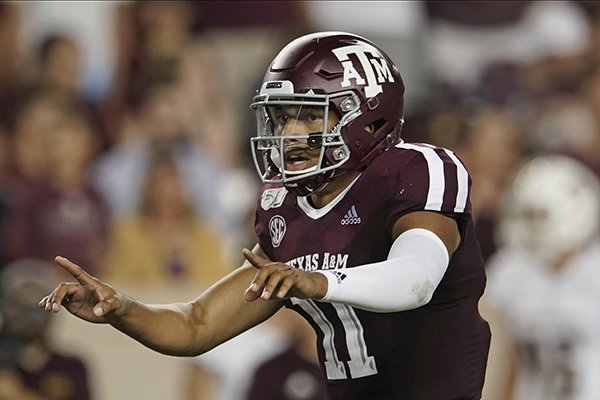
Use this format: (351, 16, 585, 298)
(269, 215, 286, 248)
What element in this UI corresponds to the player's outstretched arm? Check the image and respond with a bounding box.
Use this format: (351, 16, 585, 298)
(39, 247, 283, 357)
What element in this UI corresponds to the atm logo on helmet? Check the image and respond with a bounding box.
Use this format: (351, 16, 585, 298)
(332, 44, 395, 98)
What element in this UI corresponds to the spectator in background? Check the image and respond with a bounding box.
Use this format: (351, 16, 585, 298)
(2, 91, 110, 275)
(0, 3, 23, 136)
(8, 90, 60, 183)
(90, 67, 238, 238)
(0, 259, 91, 400)
(101, 151, 227, 285)
(456, 106, 525, 262)
(526, 96, 600, 173)
(36, 34, 80, 96)
(126, 1, 198, 80)
(485, 155, 600, 400)
(0, 3, 20, 80)
(0, 91, 58, 268)
(4, 2, 133, 150)
(33, 34, 112, 151)
(174, 38, 241, 171)
(175, 40, 261, 253)
(121, 1, 258, 244)
(17, 1, 125, 103)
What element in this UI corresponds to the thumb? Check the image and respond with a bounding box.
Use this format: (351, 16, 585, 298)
(93, 297, 121, 317)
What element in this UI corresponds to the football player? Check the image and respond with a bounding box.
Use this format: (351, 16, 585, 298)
(39, 32, 490, 399)
(486, 155, 600, 400)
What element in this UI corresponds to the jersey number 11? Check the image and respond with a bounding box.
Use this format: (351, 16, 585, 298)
(293, 298, 378, 380)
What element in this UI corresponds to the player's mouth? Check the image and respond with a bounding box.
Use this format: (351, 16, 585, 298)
(284, 148, 318, 172)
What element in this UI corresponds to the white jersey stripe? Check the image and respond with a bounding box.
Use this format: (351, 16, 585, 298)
(443, 149, 469, 212)
(397, 143, 445, 211)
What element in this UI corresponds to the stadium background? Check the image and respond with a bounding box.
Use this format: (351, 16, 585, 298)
(1, 2, 599, 399)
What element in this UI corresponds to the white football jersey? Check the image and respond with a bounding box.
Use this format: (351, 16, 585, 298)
(486, 241, 600, 400)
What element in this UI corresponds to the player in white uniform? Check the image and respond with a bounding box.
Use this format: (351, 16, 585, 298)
(486, 155, 600, 400)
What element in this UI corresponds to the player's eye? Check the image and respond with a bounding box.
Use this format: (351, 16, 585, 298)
(275, 113, 289, 125)
(268, 106, 287, 125)
(300, 109, 323, 122)
(306, 112, 320, 122)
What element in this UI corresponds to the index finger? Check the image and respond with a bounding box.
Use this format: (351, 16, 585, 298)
(54, 256, 94, 284)
(242, 248, 268, 269)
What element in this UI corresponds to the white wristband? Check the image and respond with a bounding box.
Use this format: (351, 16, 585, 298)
(317, 228, 449, 313)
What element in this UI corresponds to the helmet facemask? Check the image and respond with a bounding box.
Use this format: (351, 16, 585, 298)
(250, 81, 361, 196)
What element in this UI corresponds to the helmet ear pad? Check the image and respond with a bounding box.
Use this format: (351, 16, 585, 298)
(327, 98, 403, 176)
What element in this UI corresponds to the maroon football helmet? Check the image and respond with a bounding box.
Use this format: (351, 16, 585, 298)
(250, 31, 405, 196)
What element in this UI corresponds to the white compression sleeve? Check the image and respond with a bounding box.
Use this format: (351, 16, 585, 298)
(317, 228, 450, 313)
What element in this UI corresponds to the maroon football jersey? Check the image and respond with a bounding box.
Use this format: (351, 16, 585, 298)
(255, 142, 491, 400)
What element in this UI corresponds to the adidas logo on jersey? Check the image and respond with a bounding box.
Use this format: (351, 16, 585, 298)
(329, 270, 347, 284)
(341, 205, 361, 225)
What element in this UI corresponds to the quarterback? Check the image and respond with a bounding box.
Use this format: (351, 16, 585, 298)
(40, 32, 490, 399)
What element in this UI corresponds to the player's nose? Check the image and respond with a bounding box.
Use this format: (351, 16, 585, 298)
(281, 119, 313, 140)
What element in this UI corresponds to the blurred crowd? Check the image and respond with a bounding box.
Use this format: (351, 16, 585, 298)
(1, 1, 600, 399)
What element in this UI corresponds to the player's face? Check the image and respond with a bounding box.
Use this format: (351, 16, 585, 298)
(269, 105, 340, 172)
